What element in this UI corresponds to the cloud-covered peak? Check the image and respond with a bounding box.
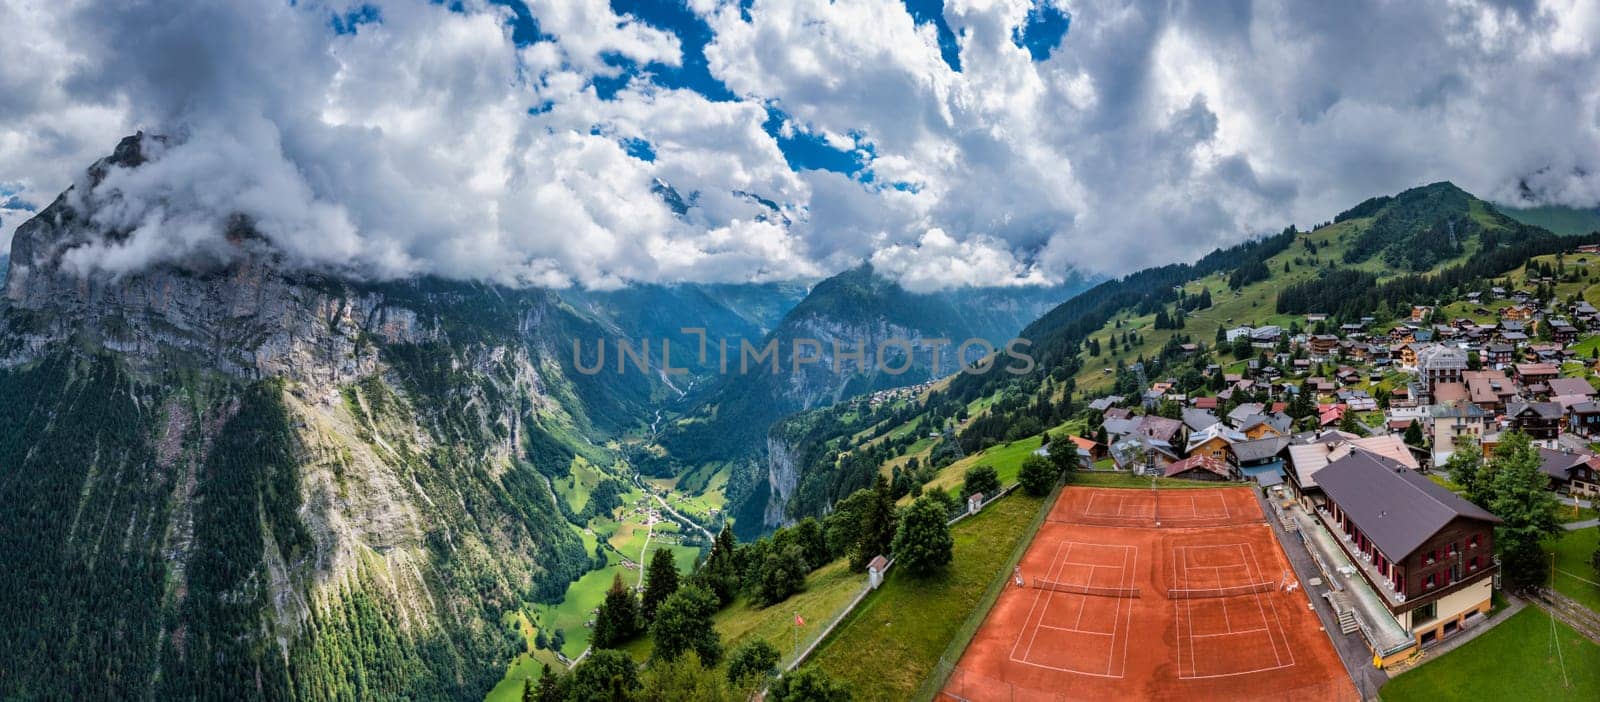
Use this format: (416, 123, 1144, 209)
(1, 0, 1598, 290)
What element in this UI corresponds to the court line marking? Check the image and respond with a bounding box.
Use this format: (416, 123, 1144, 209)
(1171, 542, 1296, 679)
(1009, 540, 1136, 678)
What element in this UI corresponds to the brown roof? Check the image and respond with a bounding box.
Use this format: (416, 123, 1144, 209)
(1316, 451, 1501, 560)
(1546, 377, 1595, 397)
(867, 555, 890, 572)
(1432, 381, 1468, 405)
(1164, 455, 1231, 479)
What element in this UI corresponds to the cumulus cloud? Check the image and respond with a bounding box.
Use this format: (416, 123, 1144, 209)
(0, 0, 1597, 288)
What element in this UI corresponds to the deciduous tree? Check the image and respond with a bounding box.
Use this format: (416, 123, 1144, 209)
(891, 495, 954, 577)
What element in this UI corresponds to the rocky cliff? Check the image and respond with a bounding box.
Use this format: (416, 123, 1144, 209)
(0, 135, 635, 700)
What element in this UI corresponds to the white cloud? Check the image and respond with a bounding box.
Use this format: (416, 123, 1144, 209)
(1, 0, 1598, 288)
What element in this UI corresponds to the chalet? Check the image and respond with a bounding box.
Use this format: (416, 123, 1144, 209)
(1314, 451, 1501, 654)
(1536, 448, 1600, 496)
(1191, 395, 1219, 410)
(1305, 312, 1330, 322)
(1399, 344, 1421, 368)
(1308, 334, 1340, 358)
(1569, 401, 1600, 438)
(1484, 343, 1515, 368)
(1226, 403, 1265, 427)
(1513, 362, 1560, 385)
(1237, 413, 1292, 438)
(1410, 305, 1433, 323)
(1110, 435, 1180, 475)
(1163, 455, 1236, 481)
(1088, 395, 1125, 412)
(1506, 400, 1563, 441)
(1501, 304, 1535, 321)
(1231, 435, 1290, 486)
(1550, 323, 1579, 345)
(1250, 326, 1283, 346)
(1185, 423, 1243, 463)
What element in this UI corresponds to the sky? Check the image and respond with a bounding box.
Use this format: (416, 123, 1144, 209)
(1, 0, 1598, 291)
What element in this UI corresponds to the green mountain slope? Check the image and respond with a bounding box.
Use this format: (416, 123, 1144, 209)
(1497, 203, 1600, 237)
(762, 182, 1600, 531)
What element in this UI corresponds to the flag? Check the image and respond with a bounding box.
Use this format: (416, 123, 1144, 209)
(795, 615, 806, 627)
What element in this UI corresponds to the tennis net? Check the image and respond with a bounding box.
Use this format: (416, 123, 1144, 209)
(1166, 581, 1277, 599)
(1032, 579, 1140, 598)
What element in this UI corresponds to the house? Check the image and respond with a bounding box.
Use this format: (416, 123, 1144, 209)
(1225, 326, 1255, 342)
(1231, 435, 1290, 486)
(1461, 369, 1514, 412)
(1110, 435, 1181, 474)
(1192, 395, 1220, 410)
(1514, 362, 1560, 386)
(1484, 343, 1514, 368)
(1314, 450, 1501, 655)
(1185, 423, 1244, 463)
(1506, 401, 1563, 441)
(1163, 455, 1236, 481)
(1236, 413, 1292, 438)
(1545, 377, 1595, 401)
(1430, 402, 1488, 464)
(1416, 345, 1468, 403)
(1250, 326, 1283, 346)
(1285, 432, 1421, 506)
(1182, 407, 1222, 433)
(1037, 435, 1108, 464)
(1308, 334, 1340, 358)
(1550, 323, 1579, 345)
(1570, 401, 1600, 437)
(1088, 395, 1125, 412)
(1536, 448, 1600, 496)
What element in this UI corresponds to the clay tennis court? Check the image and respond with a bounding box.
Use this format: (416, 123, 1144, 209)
(944, 486, 1356, 701)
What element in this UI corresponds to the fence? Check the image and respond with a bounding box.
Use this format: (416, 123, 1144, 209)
(909, 483, 1061, 702)
(784, 483, 1029, 673)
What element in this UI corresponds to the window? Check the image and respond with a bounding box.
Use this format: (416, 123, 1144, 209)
(1424, 574, 1436, 589)
(1469, 534, 1480, 549)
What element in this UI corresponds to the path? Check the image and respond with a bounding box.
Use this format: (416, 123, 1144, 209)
(1563, 518, 1598, 531)
(1528, 586, 1600, 645)
(1252, 489, 1389, 700)
(634, 516, 656, 588)
(632, 474, 714, 542)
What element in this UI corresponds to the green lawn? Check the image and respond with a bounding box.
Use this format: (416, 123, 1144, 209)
(921, 435, 1045, 497)
(1428, 474, 1467, 496)
(618, 557, 870, 665)
(1547, 527, 1600, 614)
(1380, 607, 1600, 701)
(1071, 471, 1226, 489)
(802, 491, 1047, 701)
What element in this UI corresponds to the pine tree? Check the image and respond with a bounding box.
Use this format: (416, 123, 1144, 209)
(641, 548, 680, 623)
(1483, 432, 1563, 590)
(651, 585, 722, 664)
(536, 665, 562, 702)
(852, 475, 896, 570)
(1402, 420, 1424, 447)
(592, 574, 641, 649)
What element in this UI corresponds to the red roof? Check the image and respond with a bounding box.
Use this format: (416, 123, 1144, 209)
(1163, 455, 1231, 479)
(1193, 396, 1219, 409)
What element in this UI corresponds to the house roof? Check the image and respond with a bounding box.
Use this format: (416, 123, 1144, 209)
(1287, 433, 1418, 488)
(1315, 450, 1501, 559)
(1516, 362, 1560, 376)
(1508, 400, 1563, 420)
(1546, 377, 1595, 397)
(1137, 415, 1185, 443)
(1186, 423, 1245, 452)
(1432, 382, 1468, 404)
(1182, 408, 1221, 432)
(867, 555, 890, 572)
(1537, 448, 1592, 482)
(1164, 454, 1231, 479)
(1231, 436, 1290, 462)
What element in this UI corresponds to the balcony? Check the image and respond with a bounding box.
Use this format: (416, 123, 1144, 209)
(1314, 507, 1408, 607)
(1290, 504, 1413, 656)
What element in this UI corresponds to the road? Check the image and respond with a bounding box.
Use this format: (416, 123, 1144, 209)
(632, 474, 715, 542)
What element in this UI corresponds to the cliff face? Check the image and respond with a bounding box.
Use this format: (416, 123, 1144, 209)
(0, 136, 616, 700)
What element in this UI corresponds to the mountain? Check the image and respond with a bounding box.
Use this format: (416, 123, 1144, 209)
(646, 264, 1089, 536)
(0, 135, 698, 699)
(1497, 203, 1600, 237)
(756, 182, 1600, 533)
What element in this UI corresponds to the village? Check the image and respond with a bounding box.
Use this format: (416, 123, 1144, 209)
(1043, 261, 1600, 675)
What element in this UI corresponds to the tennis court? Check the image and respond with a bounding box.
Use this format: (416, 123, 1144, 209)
(944, 486, 1355, 701)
